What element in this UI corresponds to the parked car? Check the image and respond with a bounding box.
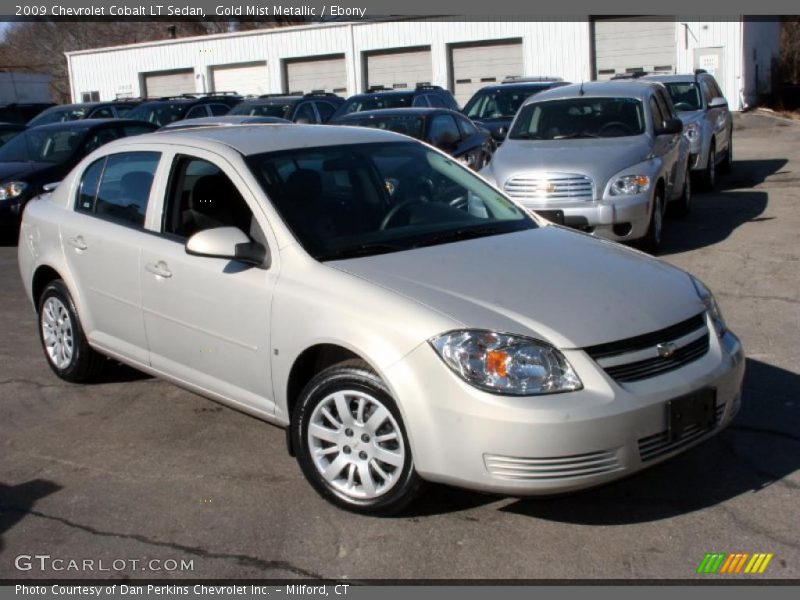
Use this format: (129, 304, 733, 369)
(27, 99, 144, 127)
(0, 102, 55, 125)
(228, 93, 344, 124)
(462, 78, 568, 143)
(159, 115, 292, 131)
(330, 107, 494, 169)
(0, 123, 25, 147)
(124, 93, 243, 127)
(0, 119, 158, 234)
(644, 71, 733, 189)
(331, 85, 460, 119)
(18, 124, 743, 514)
(481, 80, 691, 252)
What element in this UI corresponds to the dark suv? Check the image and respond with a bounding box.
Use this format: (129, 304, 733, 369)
(462, 78, 569, 143)
(26, 100, 144, 127)
(125, 93, 243, 127)
(0, 103, 56, 125)
(332, 85, 460, 119)
(228, 93, 344, 123)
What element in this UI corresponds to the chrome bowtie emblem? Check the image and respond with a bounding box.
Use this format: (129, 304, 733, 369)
(657, 342, 678, 358)
(544, 182, 558, 194)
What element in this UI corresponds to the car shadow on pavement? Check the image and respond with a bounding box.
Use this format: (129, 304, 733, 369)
(717, 159, 789, 191)
(661, 190, 768, 255)
(89, 360, 153, 385)
(0, 479, 62, 555)
(497, 358, 800, 524)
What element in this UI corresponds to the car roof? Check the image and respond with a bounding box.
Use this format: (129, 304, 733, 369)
(26, 118, 154, 132)
(160, 115, 292, 129)
(643, 74, 704, 84)
(348, 89, 419, 99)
(523, 80, 662, 105)
(334, 107, 456, 119)
(239, 96, 304, 105)
(485, 81, 565, 91)
(144, 123, 407, 155)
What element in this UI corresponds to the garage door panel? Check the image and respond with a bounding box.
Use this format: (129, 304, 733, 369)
(143, 69, 194, 98)
(366, 49, 432, 91)
(285, 56, 347, 95)
(451, 41, 523, 106)
(211, 62, 269, 96)
(594, 19, 676, 79)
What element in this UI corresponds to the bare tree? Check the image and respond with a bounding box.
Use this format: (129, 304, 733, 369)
(780, 19, 800, 84)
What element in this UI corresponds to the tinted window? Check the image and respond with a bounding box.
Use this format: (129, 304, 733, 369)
(0, 127, 88, 163)
(0, 129, 21, 147)
(427, 95, 447, 108)
(411, 95, 430, 107)
(510, 97, 646, 139)
(126, 103, 190, 126)
(162, 156, 258, 242)
(185, 105, 209, 119)
(463, 87, 546, 119)
(78, 152, 160, 228)
(28, 107, 88, 127)
(115, 106, 134, 117)
(83, 127, 121, 155)
(456, 116, 479, 137)
(209, 104, 230, 116)
(649, 96, 665, 130)
(294, 102, 317, 123)
(428, 115, 462, 147)
(656, 89, 676, 119)
(337, 95, 413, 116)
(229, 103, 291, 118)
(664, 82, 702, 111)
(90, 107, 114, 119)
(343, 115, 425, 139)
(315, 102, 337, 122)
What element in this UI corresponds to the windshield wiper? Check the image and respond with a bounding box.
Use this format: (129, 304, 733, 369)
(412, 225, 509, 249)
(319, 242, 405, 261)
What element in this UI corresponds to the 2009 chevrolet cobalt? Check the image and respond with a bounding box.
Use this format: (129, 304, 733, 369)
(18, 124, 744, 514)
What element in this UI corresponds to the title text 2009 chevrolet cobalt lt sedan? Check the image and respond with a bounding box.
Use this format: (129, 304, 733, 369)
(18, 124, 744, 514)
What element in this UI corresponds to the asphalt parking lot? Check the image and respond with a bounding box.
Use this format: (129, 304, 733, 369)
(0, 111, 798, 581)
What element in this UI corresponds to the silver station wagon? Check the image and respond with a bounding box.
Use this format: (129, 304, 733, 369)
(18, 124, 744, 514)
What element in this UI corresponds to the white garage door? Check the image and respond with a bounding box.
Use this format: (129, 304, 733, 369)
(211, 62, 269, 96)
(285, 55, 347, 95)
(365, 48, 432, 91)
(451, 41, 524, 106)
(594, 18, 677, 79)
(142, 69, 195, 98)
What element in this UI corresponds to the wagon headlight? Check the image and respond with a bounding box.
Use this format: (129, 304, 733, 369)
(0, 181, 27, 201)
(691, 276, 727, 337)
(430, 330, 582, 395)
(610, 174, 650, 196)
(684, 122, 700, 141)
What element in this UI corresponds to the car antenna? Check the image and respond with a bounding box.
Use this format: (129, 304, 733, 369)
(579, 80, 585, 96)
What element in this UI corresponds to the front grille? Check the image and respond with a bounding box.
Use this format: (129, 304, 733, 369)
(485, 449, 621, 481)
(638, 404, 725, 462)
(584, 313, 710, 383)
(503, 173, 593, 201)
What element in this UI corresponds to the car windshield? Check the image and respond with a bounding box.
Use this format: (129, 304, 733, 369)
(246, 141, 535, 261)
(664, 82, 703, 111)
(28, 107, 88, 127)
(229, 103, 291, 118)
(126, 103, 190, 126)
(463, 87, 546, 120)
(509, 97, 646, 140)
(337, 95, 412, 116)
(0, 126, 88, 163)
(341, 115, 425, 140)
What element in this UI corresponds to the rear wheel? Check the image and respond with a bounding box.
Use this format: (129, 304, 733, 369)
(292, 360, 423, 515)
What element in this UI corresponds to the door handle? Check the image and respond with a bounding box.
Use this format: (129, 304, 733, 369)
(145, 261, 172, 279)
(67, 236, 87, 251)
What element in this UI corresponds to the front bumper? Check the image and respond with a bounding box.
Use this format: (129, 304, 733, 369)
(385, 325, 745, 496)
(521, 192, 652, 242)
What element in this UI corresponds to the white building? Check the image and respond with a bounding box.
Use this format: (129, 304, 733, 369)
(65, 17, 780, 110)
(0, 71, 52, 103)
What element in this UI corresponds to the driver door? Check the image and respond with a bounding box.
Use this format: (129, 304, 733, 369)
(141, 150, 278, 413)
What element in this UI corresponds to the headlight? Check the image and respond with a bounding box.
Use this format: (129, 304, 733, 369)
(0, 181, 27, 201)
(683, 122, 700, 141)
(429, 330, 582, 395)
(691, 277, 727, 337)
(610, 174, 650, 196)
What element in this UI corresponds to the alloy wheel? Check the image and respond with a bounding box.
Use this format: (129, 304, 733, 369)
(41, 297, 74, 370)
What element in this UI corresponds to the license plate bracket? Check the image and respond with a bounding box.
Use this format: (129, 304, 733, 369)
(667, 388, 716, 441)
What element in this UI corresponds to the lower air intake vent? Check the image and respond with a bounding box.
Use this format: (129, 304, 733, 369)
(485, 449, 621, 481)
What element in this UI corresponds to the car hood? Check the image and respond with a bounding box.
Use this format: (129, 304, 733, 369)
(488, 135, 654, 189)
(329, 227, 704, 349)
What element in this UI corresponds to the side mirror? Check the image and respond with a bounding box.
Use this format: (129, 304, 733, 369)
(185, 226, 268, 267)
(491, 127, 508, 141)
(708, 97, 728, 109)
(656, 118, 683, 136)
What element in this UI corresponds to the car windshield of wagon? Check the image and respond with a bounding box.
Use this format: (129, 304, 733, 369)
(342, 115, 425, 140)
(229, 103, 291, 118)
(337, 95, 413, 116)
(126, 102, 190, 127)
(510, 97, 646, 140)
(463, 87, 547, 120)
(664, 82, 703, 112)
(0, 125, 88, 163)
(246, 141, 535, 261)
(28, 107, 88, 127)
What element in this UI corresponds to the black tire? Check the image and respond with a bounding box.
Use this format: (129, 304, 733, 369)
(671, 166, 692, 217)
(719, 134, 733, 174)
(292, 359, 423, 515)
(700, 142, 717, 190)
(37, 280, 105, 382)
(639, 188, 664, 254)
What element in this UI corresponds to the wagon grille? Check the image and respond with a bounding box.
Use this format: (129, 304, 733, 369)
(638, 404, 725, 462)
(584, 313, 710, 383)
(503, 173, 593, 201)
(484, 449, 621, 481)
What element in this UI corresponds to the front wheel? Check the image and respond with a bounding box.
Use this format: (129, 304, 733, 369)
(719, 135, 733, 173)
(671, 166, 692, 217)
(638, 189, 664, 254)
(701, 143, 717, 190)
(292, 360, 423, 515)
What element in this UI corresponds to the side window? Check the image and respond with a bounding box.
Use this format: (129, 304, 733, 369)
(456, 115, 479, 137)
(90, 106, 114, 119)
(115, 106, 133, 117)
(76, 151, 160, 228)
(709, 78, 725, 100)
(162, 156, 261, 243)
(428, 115, 461, 147)
(411, 95, 430, 107)
(294, 102, 317, 123)
(649, 96, 665, 130)
(427, 95, 447, 108)
(209, 104, 230, 116)
(185, 105, 209, 119)
(700, 79, 715, 104)
(654, 91, 674, 121)
(82, 127, 121, 155)
(314, 101, 336, 123)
